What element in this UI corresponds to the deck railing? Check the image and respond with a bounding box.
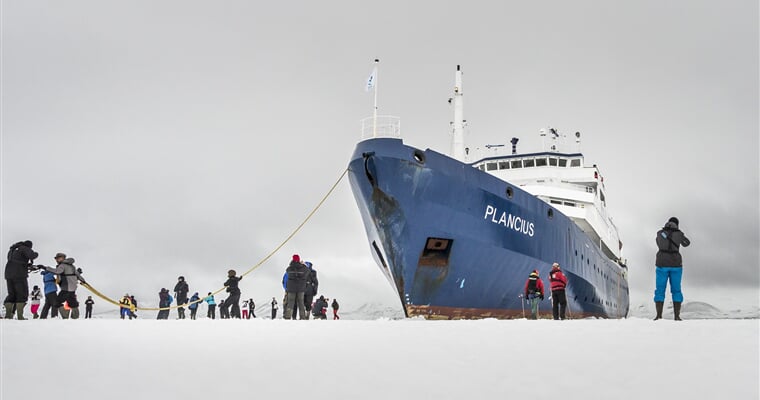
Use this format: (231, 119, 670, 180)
(360, 115, 401, 140)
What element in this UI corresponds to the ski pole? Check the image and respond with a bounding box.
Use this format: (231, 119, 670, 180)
(519, 294, 525, 318)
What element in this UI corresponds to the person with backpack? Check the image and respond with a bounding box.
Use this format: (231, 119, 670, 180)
(654, 217, 691, 321)
(41, 253, 86, 319)
(157, 288, 172, 320)
(129, 295, 138, 319)
(221, 270, 242, 319)
(84, 296, 94, 319)
(524, 270, 545, 320)
(39, 268, 59, 319)
(119, 294, 133, 320)
(4, 240, 38, 320)
(30, 285, 42, 319)
(331, 298, 340, 320)
(271, 297, 278, 319)
(548, 263, 568, 320)
(303, 261, 319, 320)
(173, 276, 189, 320)
(205, 292, 216, 319)
(311, 295, 328, 319)
(188, 292, 200, 320)
(284, 255, 309, 320)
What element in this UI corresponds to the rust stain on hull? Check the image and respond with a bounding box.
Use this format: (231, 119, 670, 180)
(406, 305, 609, 320)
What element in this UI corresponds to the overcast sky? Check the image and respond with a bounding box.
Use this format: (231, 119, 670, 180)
(2, 1, 758, 311)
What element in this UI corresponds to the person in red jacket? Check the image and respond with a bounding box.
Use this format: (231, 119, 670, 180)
(524, 270, 545, 320)
(548, 263, 568, 320)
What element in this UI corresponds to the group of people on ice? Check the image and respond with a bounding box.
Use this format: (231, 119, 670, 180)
(150, 257, 340, 321)
(6, 217, 688, 321)
(281, 254, 339, 320)
(522, 262, 568, 320)
(522, 217, 689, 321)
(3, 243, 89, 320)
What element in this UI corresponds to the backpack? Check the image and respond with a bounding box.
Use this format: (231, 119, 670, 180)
(527, 277, 539, 294)
(656, 229, 678, 253)
(167, 294, 173, 305)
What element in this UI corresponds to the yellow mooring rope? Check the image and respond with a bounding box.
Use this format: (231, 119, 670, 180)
(81, 168, 349, 312)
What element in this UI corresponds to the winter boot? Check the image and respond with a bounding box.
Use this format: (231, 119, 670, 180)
(15, 303, 27, 320)
(4, 302, 14, 319)
(673, 302, 682, 321)
(59, 306, 70, 319)
(654, 302, 664, 320)
(70, 307, 80, 319)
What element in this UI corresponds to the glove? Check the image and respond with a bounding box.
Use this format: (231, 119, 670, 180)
(540, 295, 544, 301)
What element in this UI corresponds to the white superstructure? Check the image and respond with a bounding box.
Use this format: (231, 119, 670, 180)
(471, 142, 622, 262)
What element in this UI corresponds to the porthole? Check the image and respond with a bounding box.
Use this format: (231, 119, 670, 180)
(413, 150, 425, 164)
(547, 209, 554, 219)
(506, 186, 513, 199)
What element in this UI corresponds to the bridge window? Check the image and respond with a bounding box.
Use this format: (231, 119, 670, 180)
(523, 159, 535, 168)
(558, 158, 568, 167)
(549, 158, 558, 166)
(570, 159, 581, 167)
(486, 162, 497, 171)
(535, 158, 547, 167)
(499, 161, 509, 169)
(510, 160, 522, 169)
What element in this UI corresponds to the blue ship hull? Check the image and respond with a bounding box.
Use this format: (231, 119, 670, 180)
(348, 138, 629, 319)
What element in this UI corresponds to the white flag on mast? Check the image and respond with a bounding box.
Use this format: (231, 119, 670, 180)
(366, 66, 377, 92)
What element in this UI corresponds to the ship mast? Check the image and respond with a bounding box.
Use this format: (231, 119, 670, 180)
(450, 65, 466, 161)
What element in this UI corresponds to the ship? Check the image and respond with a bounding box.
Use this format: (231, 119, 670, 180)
(348, 65, 629, 319)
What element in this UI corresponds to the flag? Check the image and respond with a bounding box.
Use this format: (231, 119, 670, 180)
(366, 66, 377, 92)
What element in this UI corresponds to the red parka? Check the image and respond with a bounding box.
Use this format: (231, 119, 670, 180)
(549, 266, 568, 292)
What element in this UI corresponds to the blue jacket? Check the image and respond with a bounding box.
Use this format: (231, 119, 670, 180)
(282, 272, 288, 290)
(41, 270, 57, 294)
(188, 294, 200, 310)
(205, 295, 216, 305)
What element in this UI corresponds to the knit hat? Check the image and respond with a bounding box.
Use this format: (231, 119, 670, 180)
(292, 254, 300, 262)
(668, 217, 679, 226)
(530, 270, 539, 277)
(305, 261, 313, 269)
(54, 252, 66, 259)
(552, 263, 560, 269)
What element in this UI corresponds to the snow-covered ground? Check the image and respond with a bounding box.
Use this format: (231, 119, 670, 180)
(2, 315, 758, 400)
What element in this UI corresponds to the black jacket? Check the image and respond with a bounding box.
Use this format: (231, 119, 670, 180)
(174, 281, 189, 302)
(306, 268, 319, 296)
(159, 290, 171, 307)
(655, 221, 690, 267)
(313, 298, 328, 316)
(5, 242, 38, 279)
(285, 261, 309, 293)
(224, 276, 242, 294)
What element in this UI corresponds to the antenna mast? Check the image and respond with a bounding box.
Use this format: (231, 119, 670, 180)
(450, 65, 466, 161)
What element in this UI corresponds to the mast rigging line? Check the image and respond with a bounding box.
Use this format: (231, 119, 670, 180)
(81, 168, 350, 312)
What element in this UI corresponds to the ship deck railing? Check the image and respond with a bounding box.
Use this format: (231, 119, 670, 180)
(360, 115, 401, 140)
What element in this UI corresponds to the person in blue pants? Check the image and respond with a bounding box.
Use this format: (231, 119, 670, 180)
(654, 217, 691, 321)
